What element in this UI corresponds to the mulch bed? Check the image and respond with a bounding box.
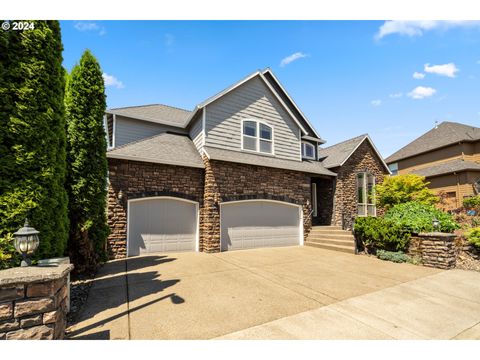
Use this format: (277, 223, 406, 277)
(67, 271, 96, 325)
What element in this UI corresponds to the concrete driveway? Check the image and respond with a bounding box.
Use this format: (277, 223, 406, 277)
(67, 246, 480, 340)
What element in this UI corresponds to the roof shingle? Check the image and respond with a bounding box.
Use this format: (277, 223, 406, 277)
(317, 134, 368, 168)
(107, 133, 204, 168)
(410, 159, 480, 178)
(107, 104, 192, 128)
(386, 122, 480, 163)
(204, 146, 336, 176)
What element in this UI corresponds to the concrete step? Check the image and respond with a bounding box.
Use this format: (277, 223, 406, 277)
(305, 241, 356, 254)
(307, 238, 355, 247)
(311, 225, 342, 231)
(307, 234, 355, 241)
(309, 229, 352, 235)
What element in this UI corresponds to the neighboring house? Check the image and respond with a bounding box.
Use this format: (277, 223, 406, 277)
(105, 69, 389, 259)
(385, 121, 480, 210)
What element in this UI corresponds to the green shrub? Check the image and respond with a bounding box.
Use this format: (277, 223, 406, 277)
(376, 250, 411, 263)
(0, 234, 18, 270)
(466, 227, 480, 248)
(375, 174, 438, 209)
(463, 196, 480, 211)
(354, 216, 411, 252)
(384, 201, 459, 233)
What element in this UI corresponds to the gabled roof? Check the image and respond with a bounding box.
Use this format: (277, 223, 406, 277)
(203, 146, 336, 176)
(106, 104, 192, 128)
(183, 69, 324, 140)
(410, 159, 480, 178)
(386, 121, 480, 163)
(318, 134, 390, 173)
(107, 132, 204, 169)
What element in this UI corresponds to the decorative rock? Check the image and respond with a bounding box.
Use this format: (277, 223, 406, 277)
(15, 297, 54, 317)
(6, 324, 54, 340)
(0, 332, 5, 340)
(0, 286, 24, 302)
(19, 314, 43, 327)
(0, 318, 19, 332)
(26, 278, 64, 298)
(0, 302, 13, 321)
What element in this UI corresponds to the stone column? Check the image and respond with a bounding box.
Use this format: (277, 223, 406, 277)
(408, 232, 456, 269)
(0, 264, 73, 340)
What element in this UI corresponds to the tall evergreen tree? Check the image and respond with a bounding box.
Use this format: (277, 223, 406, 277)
(0, 21, 69, 262)
(65, 50, 109, 272)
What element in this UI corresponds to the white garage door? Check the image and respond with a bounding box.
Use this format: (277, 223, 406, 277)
(127, 197, 198, 256)
(220, 200, 302, 251)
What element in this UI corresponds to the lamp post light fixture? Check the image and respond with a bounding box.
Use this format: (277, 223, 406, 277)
(13, 218, 40, 267)
(432, 218, 440, 232)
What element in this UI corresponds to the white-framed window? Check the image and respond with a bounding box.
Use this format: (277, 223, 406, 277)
(301, 142, 315, 160)
(357, 172, 376, 216)
(388, 162, 398, 176)
(241, 119, 274, 154)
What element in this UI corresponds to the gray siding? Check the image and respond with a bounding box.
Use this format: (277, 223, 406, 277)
(114, 115, 186, 147)
(189, 112, 204, 151)
(205, 76, 301, 161)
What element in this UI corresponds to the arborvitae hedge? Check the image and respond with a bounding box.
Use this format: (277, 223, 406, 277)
(0, 21, 69, 263)
(65, 50, 109, 272)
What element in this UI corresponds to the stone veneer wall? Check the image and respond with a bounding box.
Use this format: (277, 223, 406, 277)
(408, 233, 456, 269)
(331, 140, 388, 229)
(0, 264, 73, 340)
(107, 158, 205, 259)
(202, 156, 312, 252)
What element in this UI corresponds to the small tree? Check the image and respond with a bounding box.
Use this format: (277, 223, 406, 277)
(65, 50, 109, 272)
(376, 174, 438, 209)
(0, 21, 68, 265)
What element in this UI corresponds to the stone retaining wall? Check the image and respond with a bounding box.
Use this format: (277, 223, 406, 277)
(0, 264, 73, 340)
(408, 232, 456, 269)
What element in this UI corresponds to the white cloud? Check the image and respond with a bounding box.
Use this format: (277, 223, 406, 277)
(102, 73, 125, 89)
(371, 99, 382, 107)
(389, 92, 403, 98)
(408, 86, 437, 99)
(424, 63, 459, 78)
(280, 52, 308, 67)
(375, 20, 480, 40)
(74, 22, 106, 36)
(413, 72, 425, 79)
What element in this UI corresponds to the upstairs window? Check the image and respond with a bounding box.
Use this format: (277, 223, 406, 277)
(388, 162, 398, 176)
(301, 142, 315, 160)
(242, 120, 273, 154)
(357, 172, 376, 216)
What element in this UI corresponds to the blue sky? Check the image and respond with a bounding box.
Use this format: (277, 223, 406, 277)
(60, 20, 480, 157)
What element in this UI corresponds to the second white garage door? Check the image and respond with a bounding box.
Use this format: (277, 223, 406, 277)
(127, 197, 198, 256)
(220, 200, 302, 251)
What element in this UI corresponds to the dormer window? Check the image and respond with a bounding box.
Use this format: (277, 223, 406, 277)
(301, 142, 315, 160)
(242, 120, 273, 154)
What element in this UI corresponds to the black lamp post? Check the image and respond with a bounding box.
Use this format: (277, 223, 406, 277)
(13, 218, 40, 267)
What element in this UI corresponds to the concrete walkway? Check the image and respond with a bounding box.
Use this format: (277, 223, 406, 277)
(66, 246, 480, 340)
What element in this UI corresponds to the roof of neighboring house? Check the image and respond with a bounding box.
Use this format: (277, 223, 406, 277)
(386, 121, 480, 163)
(106, 104, 192, 128)
(410, 159, 480, 178)
(203, 146, 337, 176)
(317, 134, 390, 172)
(106, 132, 205, 169)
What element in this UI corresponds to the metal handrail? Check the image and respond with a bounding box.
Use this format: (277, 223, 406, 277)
(304, 208, 315, 225)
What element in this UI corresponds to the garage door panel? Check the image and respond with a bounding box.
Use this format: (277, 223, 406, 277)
(221, 201, 301, 251)
(128, 198, 198, 256)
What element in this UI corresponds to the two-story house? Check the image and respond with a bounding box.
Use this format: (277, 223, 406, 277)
(385, 121, 480, 210)
(105, 69, 389, 258)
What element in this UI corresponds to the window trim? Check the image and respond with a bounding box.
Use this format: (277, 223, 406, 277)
(301, 141, 316, 160)
(388, 162, 398, 176)
(241, 119, 275, 155)
(311, 182, 317, 217)
(356, 172, 376, 217)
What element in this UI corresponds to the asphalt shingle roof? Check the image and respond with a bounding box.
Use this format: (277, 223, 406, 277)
(386, 122, 480, 163)
(107, 104, 192, 128)
(204, 146, 336, 176)
(410, 159, 480, 178)
(107, 133, 204, 168)
(317, 134, 368, 168)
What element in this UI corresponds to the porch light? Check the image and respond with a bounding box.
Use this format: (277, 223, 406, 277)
(432, 218, 440, 232)
(13, 218, 40, 267)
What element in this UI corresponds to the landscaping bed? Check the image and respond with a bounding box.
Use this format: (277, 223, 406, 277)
(67, 272, 96, 325)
